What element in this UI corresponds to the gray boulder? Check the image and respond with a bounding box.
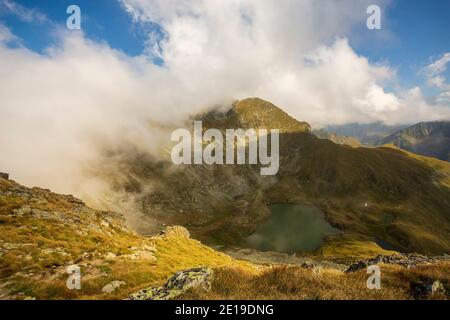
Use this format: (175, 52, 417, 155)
(430, 280, 446, 295)
(159, 226, 190, 239)
(411, 279, 447, 298)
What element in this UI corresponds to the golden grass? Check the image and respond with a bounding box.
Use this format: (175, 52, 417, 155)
(179, 262, 450, 300)
(316, 234, 397, 263)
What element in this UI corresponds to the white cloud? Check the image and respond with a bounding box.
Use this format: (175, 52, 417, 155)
(253, 38, 402, 125)
(392, 87, 450, 124)
(428, 53, 450, 75)
(428, 75, 449, 90)
(0, 0, 47, 23)
(425, 52, 450, 91)
(0, 23, 16, 43)
(437, 91, 450, 105)
(0, 32, 200, 197)
(0, 0, 449, 199)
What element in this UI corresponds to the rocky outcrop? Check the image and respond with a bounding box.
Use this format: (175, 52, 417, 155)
(0, 172, 9, 180)
(159, 226, 190, 239)
(345, 253, 450, 272)
(129, 267, 213, 300)
(122, 244, 157, 261)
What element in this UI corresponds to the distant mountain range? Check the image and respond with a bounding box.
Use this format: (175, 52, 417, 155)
(380, 122, 450, 162)
(320, 121, 450, 162)
(323, 122, 409, 146)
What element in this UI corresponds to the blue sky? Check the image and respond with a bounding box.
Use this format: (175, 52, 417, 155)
(352, 0, 450, 94)
(0, 0, 153, 55)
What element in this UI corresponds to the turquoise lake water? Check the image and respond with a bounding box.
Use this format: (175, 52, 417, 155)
(246, 204, 339, 253)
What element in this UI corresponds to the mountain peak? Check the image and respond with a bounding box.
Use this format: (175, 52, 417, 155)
(233, 98, 311, 133)
(202, 97, 311, 133)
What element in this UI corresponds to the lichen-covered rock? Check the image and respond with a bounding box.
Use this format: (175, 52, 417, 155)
(159, 226, 190, 239)
(129, 267, 212, 300)
(411, 279, 447, 298)
(12, 205, 31, 216)
(430, 280, 446, 295)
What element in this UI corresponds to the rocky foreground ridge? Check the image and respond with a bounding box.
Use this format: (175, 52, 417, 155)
(0, 174, 250, 299)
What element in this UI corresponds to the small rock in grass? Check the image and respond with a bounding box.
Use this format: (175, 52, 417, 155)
(105, 252, 117, 261)
(101, 281, 126, 293)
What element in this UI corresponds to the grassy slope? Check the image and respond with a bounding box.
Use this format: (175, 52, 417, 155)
(315, 234, 397, 264)
(381, 144, 450, 188)
(0, 177, 252, 300)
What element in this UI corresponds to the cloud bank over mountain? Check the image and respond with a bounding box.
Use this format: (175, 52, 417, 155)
(0, 0, 449, 197)
(424, 52, 450, 105)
